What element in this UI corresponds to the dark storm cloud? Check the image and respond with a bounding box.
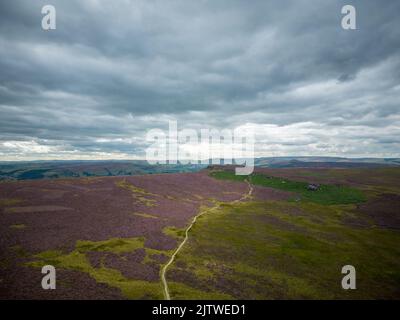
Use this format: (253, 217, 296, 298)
(0, 0, 399, 159)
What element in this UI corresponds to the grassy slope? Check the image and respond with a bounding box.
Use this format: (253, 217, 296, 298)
(210, 171, 366, 205)
(167, 170, 400, 299)
(170, 201, 400, 299)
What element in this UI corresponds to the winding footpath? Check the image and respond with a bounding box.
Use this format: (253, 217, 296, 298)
(161, 179, 254, 300)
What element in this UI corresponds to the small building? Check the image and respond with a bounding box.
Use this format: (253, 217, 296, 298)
(307, 183, 320, 191)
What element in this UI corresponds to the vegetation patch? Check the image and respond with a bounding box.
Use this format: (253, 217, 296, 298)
(28, 249, 163, 299)
(144, 247, 173, 264)
(132, 212, 158, 219)
(163, 226, 186, 240)
(76, 237, 145, 254)
(168, 281, 234, 300)
(116, 179, 155, 196)
(0, 198, 23, 207)
(210, 171, 366, 205)
(116, 180, 157, 206)
(9, 224, 26, 229)
(169, 200, 400, 299)
(9, 245, 30, 258)
(27, 236, 164, 299)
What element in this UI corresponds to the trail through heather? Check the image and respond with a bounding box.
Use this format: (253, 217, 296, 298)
(161, 179, 253, 300)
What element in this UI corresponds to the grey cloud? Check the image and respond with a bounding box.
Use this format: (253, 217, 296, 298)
(0, 0, 399, 159)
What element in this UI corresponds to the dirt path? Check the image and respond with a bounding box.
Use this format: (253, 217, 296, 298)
(161, 179, 253, 300)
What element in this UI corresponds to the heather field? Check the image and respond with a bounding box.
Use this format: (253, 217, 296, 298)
(0, 167, 399, 299)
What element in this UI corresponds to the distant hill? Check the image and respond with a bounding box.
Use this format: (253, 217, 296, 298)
(0, 160, 206, 181)
(254, 157, 400, 168)
(0, 157, 398, 181)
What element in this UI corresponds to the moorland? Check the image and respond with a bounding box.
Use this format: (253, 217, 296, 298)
(0, 160, 399, 299)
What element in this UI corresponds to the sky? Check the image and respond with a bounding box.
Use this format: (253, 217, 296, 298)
(0, 0, 399, 161)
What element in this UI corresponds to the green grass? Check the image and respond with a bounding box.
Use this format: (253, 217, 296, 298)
(26, 234, 225, 300)
(9, 245, 29, 258)
(116, 180, 157, 207)
(132, 212, 158, 219)
(168, 200, 400, 299)
(9, 224, 26, 229)
(168, 281, 234, 300)
(0, 198, 23, 207)
(26, 236, 165, 299)
(28, 249, 163, 299)
(210, 171, 366, 205)
(163, 226, 186, 240)
(75, 237, 145, 254)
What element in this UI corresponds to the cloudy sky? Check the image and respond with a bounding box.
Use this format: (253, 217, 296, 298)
(0, 0, 399, 160)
